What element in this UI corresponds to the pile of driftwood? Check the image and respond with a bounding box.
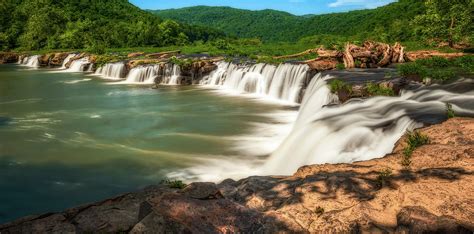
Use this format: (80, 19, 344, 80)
(275, 41, 406, 70)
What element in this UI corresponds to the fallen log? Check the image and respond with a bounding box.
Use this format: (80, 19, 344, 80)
(145, 50, 181, 59)
(273, 48, 319, 59)
(405, 50, 465, 61)
(343, 43, 356, 69)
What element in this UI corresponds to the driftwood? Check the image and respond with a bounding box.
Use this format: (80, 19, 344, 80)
(145, 50, 181, 59)
(273, 48, 319, 59)
(405, 50, 465, 61)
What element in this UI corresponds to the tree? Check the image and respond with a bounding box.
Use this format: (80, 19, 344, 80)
(414, 0, 473, 46)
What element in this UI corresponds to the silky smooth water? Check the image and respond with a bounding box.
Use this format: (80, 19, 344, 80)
(0, 64, 293, 223)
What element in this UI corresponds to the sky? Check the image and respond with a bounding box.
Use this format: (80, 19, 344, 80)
(130, 0, 397, 15)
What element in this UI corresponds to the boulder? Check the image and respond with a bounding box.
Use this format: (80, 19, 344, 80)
(0, 52, 19, 64)
(49, 53, 70, 66)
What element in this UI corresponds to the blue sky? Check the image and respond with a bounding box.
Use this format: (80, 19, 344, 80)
(130, 0, 397, 15)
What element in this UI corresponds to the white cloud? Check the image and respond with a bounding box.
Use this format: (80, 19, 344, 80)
(328, 0, 394, 9)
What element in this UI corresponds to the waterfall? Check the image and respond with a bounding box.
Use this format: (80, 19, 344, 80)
(200, 62, 309, 103)
(122, 65, 160, 84)
(67, 57, 91, 72)
(94, 62, 126, 80)
(160, 63, 182, 85)
(262, 79, 474, 175)
(60, 54, 77, 69)
(20, 55, 40, 68)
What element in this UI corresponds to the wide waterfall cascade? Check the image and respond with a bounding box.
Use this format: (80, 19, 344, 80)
(160, 63, 182, 85)
(94, 62, 126, 80)
(262, 79, 474, 175)
(20, 55, 40, 68)
(170, 73, 332, 181)
(122, 65, 160, 84)
(67, 57, 91, 72)
(60, 54, 77, 69)
(200, 62, 309, 103)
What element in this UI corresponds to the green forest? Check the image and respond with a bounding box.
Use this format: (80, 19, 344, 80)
(0, 0, 224, 51)
(153, 0, 473, 45)
(0, 0, 472, 54)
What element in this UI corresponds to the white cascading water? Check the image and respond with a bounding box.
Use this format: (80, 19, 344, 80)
(60, 54, 77, 69)
(66, 57, 90, 72)
(160, 63, 182, 85)
(262, 79, 474, 175)
(20, 55, 40, 68)
(94, 62, 126, 80)
(121, 65, 160, 84)
(174, 75, 474, 181)
(200, 62, 309, 103)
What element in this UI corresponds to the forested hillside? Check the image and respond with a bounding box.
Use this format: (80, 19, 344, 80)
(151, 0, 426, 42)
(0, 0, 224, 51)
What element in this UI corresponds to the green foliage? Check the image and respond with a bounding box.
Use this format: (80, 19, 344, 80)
(315, 206, 325, 216)
(329, 79, 352, 94)
(151, 0, 427, 42)
(413, 0, 473, 46)
(169, 56, 194, 68)
(402, 130, 430, 167)
(397, 63, 428, 79)
(366, 82, 395, 96)
(398, 56, 473, 82)
(446, 103, 455, 119)
(1, 0, 224, 51)
(336, 63, 345, 70)
(161, 179, 187, 189)
(376, 168, 393, 188)
(94, 55, 124, 68)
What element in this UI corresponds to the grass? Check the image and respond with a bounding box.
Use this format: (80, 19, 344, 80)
(160, 179, 187, 189)
(401, 130, 430, 168)
(329, 79, 352, 94)
(397, 55, 474, 82)
(366, 82, 395, 96)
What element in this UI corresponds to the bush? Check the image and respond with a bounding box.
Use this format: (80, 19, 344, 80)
(427, 69, 456, 81)
(315, 206, 325, 216)
(161, 179, 187, 189)
(329, 79, 351, 93)
(336, 63, 345, 70)
(366, 82, 395, 96)
(452, 56, 474, 73)
(397, 63, 427, 78)
(446, 103, 455, 119)
(415, 57, 450, 68)
(401, 130, 430, 167)
(376, 168, 392, 188)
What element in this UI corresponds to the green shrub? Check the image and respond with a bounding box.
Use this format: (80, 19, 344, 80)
(401, 130, 430, 167)
(315, 206, 325, 216)
(427, 69, 456, 81)
(161, 179, 187, 189)
(452, 56, 474, 73)
(397, 63, 428, 78)
(336, 63, 345, 70)
(415, 57, 450, 68)
(329, 79, 352, 94)
(169, 56, 193, 68)
(446, 103, 455, 118)
(366, 82, 395, 96)
(94, 54, 122, 68)
(376, 168, 392, 188)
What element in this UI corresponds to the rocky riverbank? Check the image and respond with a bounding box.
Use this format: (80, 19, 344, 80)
(1, 118, 472, 233)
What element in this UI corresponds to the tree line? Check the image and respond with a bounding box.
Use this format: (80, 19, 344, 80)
(0, 0, 225, 51)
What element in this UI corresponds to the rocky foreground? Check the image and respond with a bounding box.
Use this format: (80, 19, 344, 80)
(1, 118, 473, 233)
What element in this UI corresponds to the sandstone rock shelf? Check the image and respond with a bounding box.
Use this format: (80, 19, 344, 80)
(1, 118, 472, 233)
